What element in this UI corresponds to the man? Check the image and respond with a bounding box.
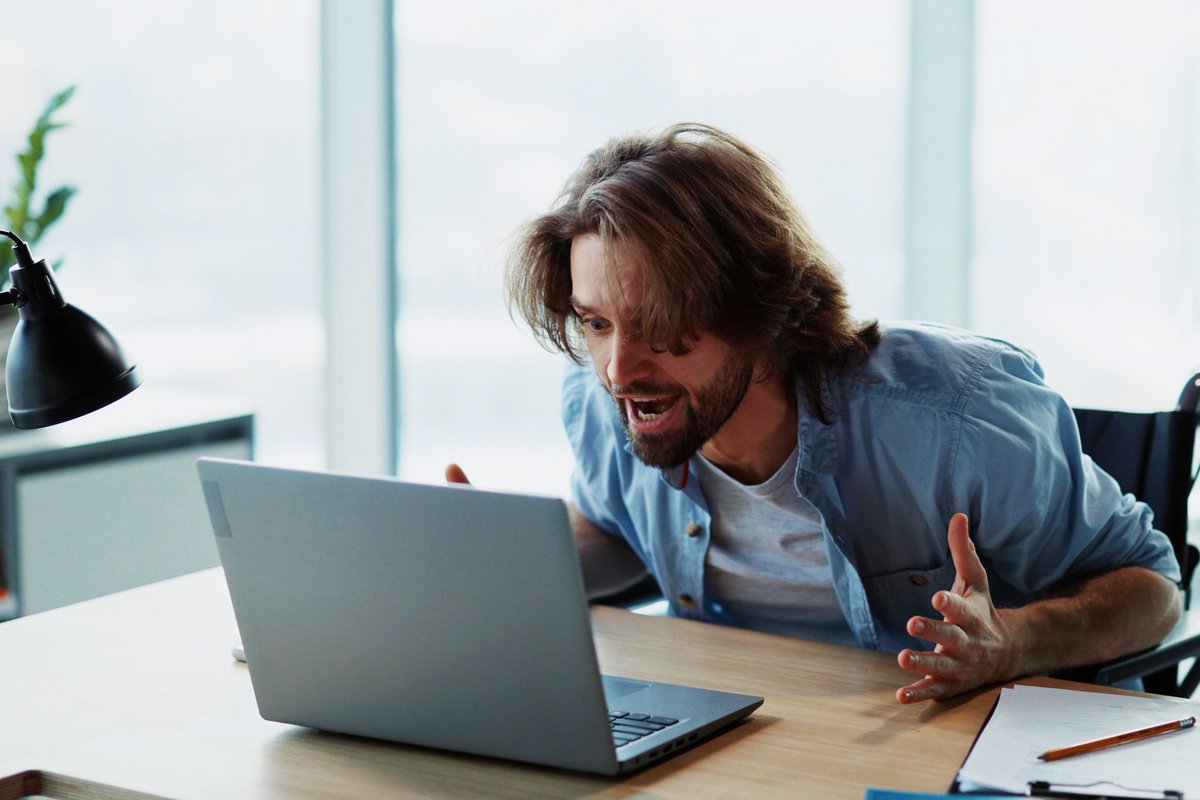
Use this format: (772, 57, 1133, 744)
(451, 123, 1182, 704)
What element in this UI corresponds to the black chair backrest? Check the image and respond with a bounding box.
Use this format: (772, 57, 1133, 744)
(1072, 407, 1199, 600)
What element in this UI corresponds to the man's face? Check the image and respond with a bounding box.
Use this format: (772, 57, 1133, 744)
(568, 233, 754, 469)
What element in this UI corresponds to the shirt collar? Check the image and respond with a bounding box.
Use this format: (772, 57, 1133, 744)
(795, 374, 840, 476)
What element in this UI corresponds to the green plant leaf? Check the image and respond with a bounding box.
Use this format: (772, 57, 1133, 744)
(9, 161, 31, 235)
(3, 200, 25, 239)
(2, 86, 76, 292)
(32, 186, 76, 240)
(7, 85, 75, 246)
(38, 87, 75, 126)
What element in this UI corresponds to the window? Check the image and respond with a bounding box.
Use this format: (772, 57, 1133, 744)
(394, 1, 909, 493)
(974, 0, 1200, 411)
(13, 2, 1194, 498)
(0, 1, 321, 465)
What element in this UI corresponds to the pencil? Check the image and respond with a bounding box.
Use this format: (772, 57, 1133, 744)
(1037, 715, 1197, 762)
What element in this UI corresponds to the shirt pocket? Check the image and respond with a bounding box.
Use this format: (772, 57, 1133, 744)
(859, 557, 958, 654)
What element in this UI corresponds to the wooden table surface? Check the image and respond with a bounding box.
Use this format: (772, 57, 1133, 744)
(0, 568, 1040, 799)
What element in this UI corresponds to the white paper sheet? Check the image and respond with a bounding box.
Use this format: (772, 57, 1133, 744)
(956, 685, 1199, 798)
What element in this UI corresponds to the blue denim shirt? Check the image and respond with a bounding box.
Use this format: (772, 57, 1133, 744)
(563, 322, 1180, 654)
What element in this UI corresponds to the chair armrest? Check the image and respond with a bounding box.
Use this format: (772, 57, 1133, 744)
(1092, 606, 1200, 689)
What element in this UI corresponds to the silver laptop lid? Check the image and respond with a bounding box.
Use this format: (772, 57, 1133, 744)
(198, 457, 619, 774)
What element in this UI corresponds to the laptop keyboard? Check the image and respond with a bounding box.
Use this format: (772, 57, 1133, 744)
(609, 710, 680, 747)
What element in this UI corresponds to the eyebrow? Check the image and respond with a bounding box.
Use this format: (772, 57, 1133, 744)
(567, 297, 597, 315)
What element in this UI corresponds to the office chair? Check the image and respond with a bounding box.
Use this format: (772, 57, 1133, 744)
(1061, 372, 1200, 697)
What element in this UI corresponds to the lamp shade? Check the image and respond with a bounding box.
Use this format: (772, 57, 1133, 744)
(4, 252, 141, 428)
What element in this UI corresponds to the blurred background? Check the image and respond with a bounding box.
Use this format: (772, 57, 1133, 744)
(4, 0, 1199, 503)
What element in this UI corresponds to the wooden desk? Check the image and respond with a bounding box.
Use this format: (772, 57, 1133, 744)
(2, 568, 1033, 799)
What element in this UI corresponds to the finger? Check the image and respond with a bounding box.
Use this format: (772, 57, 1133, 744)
(896, 675, 950, 704)
(931, 588, 985, 630)
(896, 648, 959, 681)
(444, 463, 472, 485)
(907, 616, 968, 651)
(946, 512, 988, 592)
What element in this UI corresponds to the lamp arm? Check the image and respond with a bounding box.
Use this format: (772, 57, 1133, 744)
(1, 230, 53, 316)
(0, 231, 33, 312)
(0, 230, 34, 270)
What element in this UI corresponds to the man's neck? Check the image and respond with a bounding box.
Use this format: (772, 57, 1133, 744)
(699, 372, 797, 485)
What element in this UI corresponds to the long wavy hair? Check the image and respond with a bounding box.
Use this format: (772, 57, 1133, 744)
(506, 122, 879, 422)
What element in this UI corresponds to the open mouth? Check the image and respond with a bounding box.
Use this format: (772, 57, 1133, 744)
(623, 395, 682, 429)
(631, 397, 674, 419)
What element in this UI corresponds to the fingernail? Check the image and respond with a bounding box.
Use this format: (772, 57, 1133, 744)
(913, 620, 925, 633)
(903, 689, 913, 701)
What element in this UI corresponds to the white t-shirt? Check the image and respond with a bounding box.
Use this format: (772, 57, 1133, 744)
(696, 447, 858, 647)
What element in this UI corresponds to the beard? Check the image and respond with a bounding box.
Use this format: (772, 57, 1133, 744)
(609, 352, 755, 470)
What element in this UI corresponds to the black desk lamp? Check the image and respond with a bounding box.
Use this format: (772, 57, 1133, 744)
(0, 230, 141, 428)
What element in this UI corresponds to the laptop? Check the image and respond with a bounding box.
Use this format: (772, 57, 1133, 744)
(196, 457, 762, 775)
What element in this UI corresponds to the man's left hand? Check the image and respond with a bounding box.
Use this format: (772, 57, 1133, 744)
(895, 513, 1017, 703)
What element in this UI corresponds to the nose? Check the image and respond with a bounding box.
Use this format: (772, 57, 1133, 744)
(606, 331, 653, 387)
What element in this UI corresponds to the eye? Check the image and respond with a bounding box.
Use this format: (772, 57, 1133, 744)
(573, 308, 611, 336)
(582, 317, 611, 335)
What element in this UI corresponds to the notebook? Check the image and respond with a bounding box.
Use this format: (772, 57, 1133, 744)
(196, 457, 762, 775)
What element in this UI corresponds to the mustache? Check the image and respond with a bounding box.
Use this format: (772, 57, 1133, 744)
(607, 380, 684, 397)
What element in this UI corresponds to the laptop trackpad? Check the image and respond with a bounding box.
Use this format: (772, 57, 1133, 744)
(603, 676, 652, 702)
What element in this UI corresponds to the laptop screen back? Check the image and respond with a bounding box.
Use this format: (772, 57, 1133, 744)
(198, 458, 618, 773)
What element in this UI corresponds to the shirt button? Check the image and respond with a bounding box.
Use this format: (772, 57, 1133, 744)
(909, 575, 928, 587)
(684, 522, 703, 537)
(677, 594, 695, 608)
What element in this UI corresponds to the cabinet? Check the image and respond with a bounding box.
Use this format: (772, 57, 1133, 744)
(0, 386, 254, 618)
